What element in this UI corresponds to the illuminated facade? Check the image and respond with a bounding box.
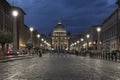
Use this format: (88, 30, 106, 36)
(0, 0, 13, 51)
(81, 26, 102, 52)
(0, 0, 40, 51)
(52, 20, 69, 52)
(102, 9, 120, 52)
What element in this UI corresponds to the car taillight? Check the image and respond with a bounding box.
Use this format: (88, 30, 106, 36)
(7, 50, 12, 54)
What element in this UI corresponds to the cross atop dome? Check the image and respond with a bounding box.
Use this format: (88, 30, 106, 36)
(58, 19, 62, 24)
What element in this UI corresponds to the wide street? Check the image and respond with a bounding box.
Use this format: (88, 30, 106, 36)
(0, 53, 120, 80)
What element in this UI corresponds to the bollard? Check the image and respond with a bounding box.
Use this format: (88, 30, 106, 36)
(105, 53, 107, 60)
(119, 53, 120, 61)
(108, 53, 110, 60)
(114, 53, 117, 61)
(111, 54, 113, 61)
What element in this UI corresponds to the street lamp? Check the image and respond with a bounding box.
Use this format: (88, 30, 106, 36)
(68, 37, 70, 51)
(77, 41, 80, 44)
(77, 40, 80, 52)
(81, 38, 84, 42)
(81, 38, 84, 47)
(41, 38, 44, 41)
(74, 42, 77, 51)
(12, 10, 18, 17)
(37, 34, 40, 38)
(29, 27, 34, 43)
(12, 10, 18, 52)
(86, 34, 90, 39)
(97, 27, 101, 32)
(75, 42, 77, 45)
(86, 34, 90, 51)
(97, 27, 101, 52)
(30, 27, 34, 32)
(80, 38, 84, 52)
(41, 38, 44, 49)
(44, 40, 47, 50)
(37, 34, 40, 47)
(44, 41, 47, 44)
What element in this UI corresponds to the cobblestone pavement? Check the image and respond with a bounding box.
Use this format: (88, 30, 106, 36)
(0, 53, 120, 80)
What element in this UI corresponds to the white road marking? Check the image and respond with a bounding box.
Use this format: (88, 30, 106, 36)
(6, 72, 21, 80)
(28, 64, 37, 69)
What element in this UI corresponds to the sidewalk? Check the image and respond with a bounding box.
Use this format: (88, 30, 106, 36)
(0, 55, 33, 63)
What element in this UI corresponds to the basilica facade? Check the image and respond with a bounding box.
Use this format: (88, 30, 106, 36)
(51, 20, 69, 52)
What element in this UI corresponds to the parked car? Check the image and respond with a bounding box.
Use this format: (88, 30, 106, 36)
(17, 50, 27, 55)
(7, 49, 13, 55)
(111, 50, 120, 60)
(111, 50, 119, 53)
(7, 49, 18, 56)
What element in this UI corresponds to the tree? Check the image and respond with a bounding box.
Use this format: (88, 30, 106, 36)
(0, 32, 13, 50)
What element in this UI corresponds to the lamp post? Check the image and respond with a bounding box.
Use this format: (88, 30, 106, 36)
(97, 27, 101, 52)
(77, 41, 80, 44)
(44, 40, 47, 50)
(58, 33, 60, 53)
(27, 27, 33, 55)
(81, 38, 84, 48)
(74, 42, 77, 51)
(68, 37, 70, 52)
(29, 27, 34, 43)
(37, 34, 40, 47)
(12, 10, 18, 52)
(80, 38, 84, 51)
(86, 34, 90, 51)
(41, 38, 44, 49)
(81, 38, 84, 42)
(77, 40, 80, 52)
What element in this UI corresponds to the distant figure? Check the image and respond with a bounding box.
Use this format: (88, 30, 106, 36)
(38, 50, 42, 57)
(76, 51, 79, 56)
(57, 50, 59, 55)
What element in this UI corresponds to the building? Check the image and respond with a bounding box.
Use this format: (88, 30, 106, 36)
(12, 6, 26, 51)
(69, 34, 81, 52)
(14, 7, 41, 50)
(0, 0, 13, 51)
(80, 26, 102, 52)
(0, 0, 41, 53)
(51, 20, 69, 52)
(19, 25, 37, 50)
(0, 0, 13, 32)
(102, 9, 120, 52)
(0, 0, 27, 51)
(44, 35, 52, 50)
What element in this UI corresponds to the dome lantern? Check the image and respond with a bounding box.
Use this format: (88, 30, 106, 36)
(53, 20, 66, 33)
(58, 19, 62, 24)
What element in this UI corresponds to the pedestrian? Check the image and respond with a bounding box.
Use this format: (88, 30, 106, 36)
(76, 51, 79, 56)
(57, 50, 59, 55)
(114, 52, 117, 61)
(108, 52, 110, 60)
(38, 50, 42, 57)
(111, 53, 114, 61)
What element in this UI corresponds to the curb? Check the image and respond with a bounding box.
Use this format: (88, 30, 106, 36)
(0, 56, 33, 63)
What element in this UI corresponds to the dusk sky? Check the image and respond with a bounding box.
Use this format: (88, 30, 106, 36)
(7, 0, 117, 35)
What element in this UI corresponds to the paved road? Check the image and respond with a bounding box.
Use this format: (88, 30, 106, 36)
(0, 53, 120, 80)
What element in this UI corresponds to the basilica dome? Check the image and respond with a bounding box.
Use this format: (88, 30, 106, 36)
(53, 20, 66, 32)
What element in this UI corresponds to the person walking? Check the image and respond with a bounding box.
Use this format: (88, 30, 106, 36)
(76, 50, 79, 56)
(38, 50, 42, 57)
